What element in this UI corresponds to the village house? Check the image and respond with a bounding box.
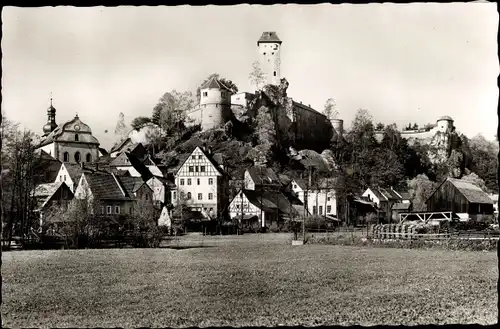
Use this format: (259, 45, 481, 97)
(74, 171, 153, 216)
(426, 178, 494, 222)
(171, 146, 230, 219)
(54, 162, 85, 193)
(362, 186, 411, 223)
(32, 181, 74, 226)
(244, 165, 281, 192)
(290, 178, 337, 219)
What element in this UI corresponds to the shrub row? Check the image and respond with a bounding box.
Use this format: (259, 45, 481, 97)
(308, 233, 498, 252)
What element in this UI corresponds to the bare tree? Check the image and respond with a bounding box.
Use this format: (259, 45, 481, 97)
(323, 98, 339, 120)
(249, 61, 266, 91)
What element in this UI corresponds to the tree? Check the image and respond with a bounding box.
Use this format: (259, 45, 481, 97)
(252, 106, 277, 164)
(249, 61, 266, 91)
(131, 116, 152, 130)
(156, 90, 195, 136)
(114, 112, 129, 137)
(375, 122, 385, 131)
(129, 199, 162, 247)
(323, 98, 339, 121)
(196, 73, 239, 102)
(407, 174, 438, 212)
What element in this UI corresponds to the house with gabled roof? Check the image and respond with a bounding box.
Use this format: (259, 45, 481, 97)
(32, 181, 74, 225)
(54, 162, 84, 192)
(426, 178, 494, 222)
(74, 171, 153, 216)
(290, 177, 337, 219)
(172, 146, 230, 219)
(362, 186, 412, 223)
(244, 165, 281, 192)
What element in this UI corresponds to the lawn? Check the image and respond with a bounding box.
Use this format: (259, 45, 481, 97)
(1, 233, 497, 327)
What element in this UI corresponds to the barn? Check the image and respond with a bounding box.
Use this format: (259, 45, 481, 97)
(426, 178, 494, 222)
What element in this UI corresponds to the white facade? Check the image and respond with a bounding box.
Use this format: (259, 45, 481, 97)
(55, 163, 77, 192)
(146, 176, 166, 205)
(362, 188, 382, 207)
(258, 40, 281, 86)
(437, 119, 453, 133)
(229, 191, 266, 227)
(291, 180, 336, 217)
(173, 147, 226, 217)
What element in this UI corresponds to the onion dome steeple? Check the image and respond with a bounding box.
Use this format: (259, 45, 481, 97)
(43, 95, 58, 136)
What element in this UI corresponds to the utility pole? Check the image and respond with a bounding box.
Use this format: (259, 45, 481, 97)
(240, 172, 244, 235)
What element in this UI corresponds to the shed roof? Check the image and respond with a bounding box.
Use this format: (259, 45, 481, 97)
(448, 178, 493, 204)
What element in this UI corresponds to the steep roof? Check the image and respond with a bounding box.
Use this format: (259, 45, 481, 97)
(447, 178, 493, 204)
(32, 150, 62, 184)
(247, 166, 281, 187)
(292, 179, 308, 190)
(62, 163, 84, 185)
(438, 115, 454, 122)
(110, 137, 132, 153)
(33, 181, 65, 198)
(200, 77, 232, 92)
(257, 31, 282, 45)
(119, 176, 149, 194)
(84, 172, 132, 200)
(240, 189, 298, 216)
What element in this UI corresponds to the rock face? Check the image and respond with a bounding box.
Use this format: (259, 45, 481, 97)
(428, 131, 452, 164)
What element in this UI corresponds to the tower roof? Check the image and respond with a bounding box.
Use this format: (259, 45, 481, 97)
(200, 76, 232, 92)
(437, 115, 454, 122)
(257, 32, 282, 45)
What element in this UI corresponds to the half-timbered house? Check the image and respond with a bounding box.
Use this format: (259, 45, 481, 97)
(172, 146, 230, 219)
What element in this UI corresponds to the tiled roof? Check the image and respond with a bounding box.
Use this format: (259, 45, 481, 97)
(38, 116, 99, 147)
(448, 178, 493, 204)
(247, 166, 280, 187)
(293, 179, 308, 190)
(241, 189, 298, 216)
(33, 181, 64, 198)
(63, 163, 84, 185)
(33, 152, 62, 184)
(110, 137, 132, 153)
(200, 77, 232, 92)
(257, 31, 282, 45)
(119, 176, 147, 194)
(84, 172, 132, 200)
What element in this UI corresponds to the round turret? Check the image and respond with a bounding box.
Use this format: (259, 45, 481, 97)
(330, 118, 344, 138)
(436, 115, 454, 133)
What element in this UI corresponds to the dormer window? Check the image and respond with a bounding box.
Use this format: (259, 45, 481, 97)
(75, 134, 79, 141)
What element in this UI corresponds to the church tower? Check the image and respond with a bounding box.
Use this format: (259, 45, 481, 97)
(43, 97, 57, 137)
(257, 32, 282, 86)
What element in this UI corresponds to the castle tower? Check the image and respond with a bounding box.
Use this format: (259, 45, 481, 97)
(43, 96, 58, 136)
(195, 77, 232, 130)
(257, 32, 282, 86)
(436, 115, 454, 133)
(330, 118, 344, 139)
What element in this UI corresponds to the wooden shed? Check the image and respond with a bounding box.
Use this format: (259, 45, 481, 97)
(426, 178, 494, 222)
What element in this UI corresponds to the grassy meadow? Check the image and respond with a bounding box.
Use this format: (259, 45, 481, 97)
(1, 233, 497, 327)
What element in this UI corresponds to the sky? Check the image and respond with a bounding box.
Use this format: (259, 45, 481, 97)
(2, 3, 498, 150)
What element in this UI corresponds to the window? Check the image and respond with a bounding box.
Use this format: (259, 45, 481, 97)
(189, 166, 194, 172)
(86, 153, 92, 163)
(187, 192, 192, 200)
(195, 166, 199, 172)
(198, 155, 203, 159)
(203, 92, 208, 97)
(208, 178, 214, 185)
(208, 193, 213, 200)
(64, 175, 66, 181)
(101, 206, 105, 214)
(115, 206, 120, 214)
(319, 206, 323, 215)
(236, 204, 240, 209)
(293, 184, 297, 189)
(63, 152, 69, 162)
(107, 206, 112, 214)
(216, 104, 219, 108)
(187, 179, 192, 185)
(173, 191, 177, 200)
(198, 193, 202, 200)
(60, 175, 62, 181)
(145, 194, 149, 201)
(327, 197, 331, 201)
(273, 71, 277, 76)
(180, 179, 185, 185)
(263, 52, 266, 55)
(327, 205, 332, 213)
(272, 52, 274, 55)
(75, 134, 79, 141)
(200, 166, 205, 172)
(74, 152, 81, 163)
(180, 192, 185, 200)
(312, 206, 317, 215)
(197, 178, 200, 185)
